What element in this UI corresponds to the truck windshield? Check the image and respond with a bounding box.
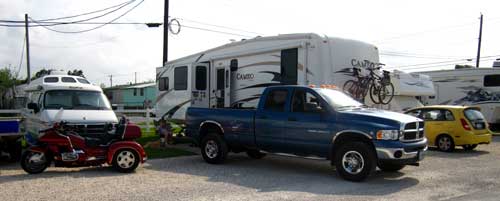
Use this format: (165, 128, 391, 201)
(44, 90, 111, 110)
(315, 89, 364, 110)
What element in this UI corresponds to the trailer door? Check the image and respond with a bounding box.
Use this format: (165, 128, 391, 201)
(191, 63, 210, 108)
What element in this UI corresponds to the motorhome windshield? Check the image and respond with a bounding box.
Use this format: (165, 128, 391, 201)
(44, 90, 111, 110)
(315, 88, 364, 110)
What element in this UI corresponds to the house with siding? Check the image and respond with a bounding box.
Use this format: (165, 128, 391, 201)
(103, 82, 156, 109)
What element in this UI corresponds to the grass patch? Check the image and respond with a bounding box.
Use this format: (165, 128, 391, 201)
(137, 132, 195, 159)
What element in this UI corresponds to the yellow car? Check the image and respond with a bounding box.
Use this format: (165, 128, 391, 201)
(405, 105, 492, 152)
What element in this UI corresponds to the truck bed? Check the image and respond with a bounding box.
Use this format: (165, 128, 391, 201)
(186, 107, 256, 146)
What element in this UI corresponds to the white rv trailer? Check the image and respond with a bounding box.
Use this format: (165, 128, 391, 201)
(154, 33, 432, 121)
(419, 67, 500, 131)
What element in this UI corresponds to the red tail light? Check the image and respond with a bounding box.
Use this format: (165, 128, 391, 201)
(460, 118, 471, 131)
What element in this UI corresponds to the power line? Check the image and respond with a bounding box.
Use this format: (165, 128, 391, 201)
(387, 54, 500, 70)
(0, 1, 136, 28)
(37, 0, 134, 22)
(29, 0, 144, 34)
(176, 17, 264, 36)
(392, 57, 499, 71)
(15, 36, 26, 79)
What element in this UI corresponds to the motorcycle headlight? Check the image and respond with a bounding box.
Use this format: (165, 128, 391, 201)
(376, 130, 400, 140)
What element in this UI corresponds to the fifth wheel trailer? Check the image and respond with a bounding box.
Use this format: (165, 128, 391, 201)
(154, 33, 433, 121)
(419, 67, 500, 132)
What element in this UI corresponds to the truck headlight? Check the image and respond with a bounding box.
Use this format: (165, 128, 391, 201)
(376, 130, 400, 140)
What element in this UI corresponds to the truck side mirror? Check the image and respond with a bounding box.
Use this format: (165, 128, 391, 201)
(27, 103, 40, 113)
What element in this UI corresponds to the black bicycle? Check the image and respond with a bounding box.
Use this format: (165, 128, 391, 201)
(343, 67, 394, 105)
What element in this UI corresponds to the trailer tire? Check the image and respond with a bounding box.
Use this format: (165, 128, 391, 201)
(201, 133, 228, 164)
(334, 142, 375, 182)
(112, 149, 141, 173)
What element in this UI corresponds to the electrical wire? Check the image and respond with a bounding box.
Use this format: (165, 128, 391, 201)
(176, 17, 264, 36)
(392, 57, 499, 71)
(387, 55, 500, 70)
(29, 0, 144, 34)
(15, 36, 26, 79)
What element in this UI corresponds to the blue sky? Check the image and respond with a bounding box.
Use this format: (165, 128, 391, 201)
(1, 0, 499, 86)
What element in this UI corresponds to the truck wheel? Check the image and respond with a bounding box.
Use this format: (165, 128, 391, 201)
(21, 151, 49, 174)
(201, 133, 228, 164)
(334, 142, 375, 182)
(436, 135, 455, 152)
(112, 149, 140, 173)
(246, 149, 266, 159)
(8, 140, 22, 162)
(462, 144, 478, 151)
(378, 162, 406, 172)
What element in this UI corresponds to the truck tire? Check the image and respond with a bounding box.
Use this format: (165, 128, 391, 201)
(334, 142, 376, 182)
(246, 149, 266, 159)
(378, 162, 406, 172)
(8, 140, 22, 162)
(201, 133, 228, 164)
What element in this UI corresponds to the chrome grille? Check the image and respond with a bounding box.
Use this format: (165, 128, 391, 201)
(401, 121, 425, 142)
(69, 124, 107, 135)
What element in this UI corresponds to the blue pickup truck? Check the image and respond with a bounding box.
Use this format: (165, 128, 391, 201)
(186, 86, 427, 181)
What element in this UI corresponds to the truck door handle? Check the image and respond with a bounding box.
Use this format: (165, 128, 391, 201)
(288, 117, 297, 121)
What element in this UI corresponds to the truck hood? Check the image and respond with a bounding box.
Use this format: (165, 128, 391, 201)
(339, 108, 421, 124)
(42, 109, 118, 124)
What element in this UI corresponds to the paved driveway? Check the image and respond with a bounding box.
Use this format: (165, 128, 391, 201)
(1, 137, 500, 201)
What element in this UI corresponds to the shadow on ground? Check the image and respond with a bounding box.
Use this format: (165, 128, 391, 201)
(146, 154, 419, 196)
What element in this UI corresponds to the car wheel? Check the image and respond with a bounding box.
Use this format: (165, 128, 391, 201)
(246, 149, 266, 159)
(112, 149, 140, 173)
(21, 151, 49, 174)
(436, 135, 455, 152)
(334, 142, 376, 182)
(462, 144, 478, 151)
(201, 133, 228, 164)
(378, 162, 406, 172)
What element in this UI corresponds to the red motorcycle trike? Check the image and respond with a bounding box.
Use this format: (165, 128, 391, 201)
(21, 117, 147, 174)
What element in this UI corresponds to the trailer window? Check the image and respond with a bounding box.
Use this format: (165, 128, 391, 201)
(281, 48, 298, 85)
(61, 77, 77, 83)
(174, 66, 188, 90)
(44, 77, 58, 83)
(159, 77, 169, 91)
(195, 66, 207, 90)
(484, 74, 500, 87)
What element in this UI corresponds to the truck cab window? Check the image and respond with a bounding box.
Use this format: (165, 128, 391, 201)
(174, 66, 188, 90)
(292, 89, 322, 113)
(264, 89, 288, 112)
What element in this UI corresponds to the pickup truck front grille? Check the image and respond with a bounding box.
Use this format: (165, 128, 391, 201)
(401, 121, 425, 142)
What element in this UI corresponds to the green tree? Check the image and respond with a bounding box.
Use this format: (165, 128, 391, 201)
(0, 68, 16, 109)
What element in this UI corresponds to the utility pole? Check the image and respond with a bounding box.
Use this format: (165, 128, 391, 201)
(163, 0, 169, 66)
(25, 14, 31, 83)
(109, 75, 113, 87)
(476, 13, 483, 68)
(134, 72, 137, 84)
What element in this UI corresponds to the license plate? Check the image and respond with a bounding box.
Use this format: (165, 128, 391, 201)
(418, 151, 424, 161)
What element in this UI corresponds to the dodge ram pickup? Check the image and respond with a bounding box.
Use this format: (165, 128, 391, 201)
(185, 86, 427, 181)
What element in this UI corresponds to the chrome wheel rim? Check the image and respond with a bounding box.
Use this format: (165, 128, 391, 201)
(116, 150, 135, 169)
(438, 137, 451, 150)
(205, 140, 218, 159)
(25, 152, 46, 171)
(342, 151, 364, 175)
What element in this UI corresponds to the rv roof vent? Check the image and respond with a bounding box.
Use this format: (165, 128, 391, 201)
(455, 64, 474, 69)
(493, 58, 500, 67)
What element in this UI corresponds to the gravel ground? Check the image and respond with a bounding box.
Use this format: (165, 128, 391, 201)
(1, 137, 500, 201)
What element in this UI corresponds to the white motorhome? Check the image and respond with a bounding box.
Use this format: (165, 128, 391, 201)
(419, 67, 500, 131)
(154, 33, 432, 120)
(22, 71, 118, 144)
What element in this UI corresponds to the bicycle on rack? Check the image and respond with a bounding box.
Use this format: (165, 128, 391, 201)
(342, 67, 395, 105)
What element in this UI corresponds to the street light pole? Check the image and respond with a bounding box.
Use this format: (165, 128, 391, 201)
(163, 0, 169, 66)
(476, 13, 483, 68)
